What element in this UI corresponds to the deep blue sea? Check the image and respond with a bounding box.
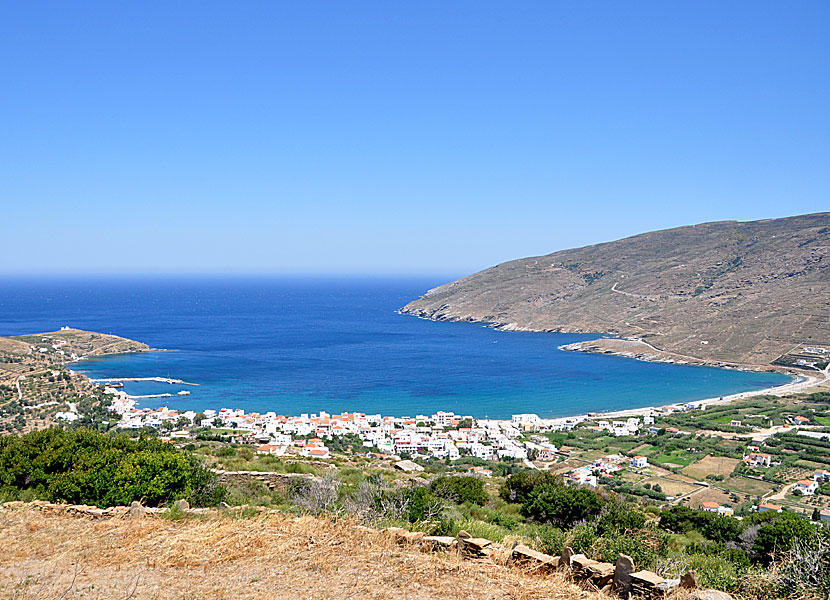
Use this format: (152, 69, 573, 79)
(0, 277, 791, 419)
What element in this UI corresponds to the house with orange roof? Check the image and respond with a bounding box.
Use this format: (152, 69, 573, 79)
(743, 452, 772, 468)
(794, 479, 819, 496)
(815, 469, 830, 482)
(256, 443, 284, 455)
(304, 447, 331, 459)
(759, 503, 782, 513)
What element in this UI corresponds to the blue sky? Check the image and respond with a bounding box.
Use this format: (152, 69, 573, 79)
(1, 2, 828, 276)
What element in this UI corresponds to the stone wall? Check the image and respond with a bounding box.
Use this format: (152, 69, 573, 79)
(211, 469, 317, 490)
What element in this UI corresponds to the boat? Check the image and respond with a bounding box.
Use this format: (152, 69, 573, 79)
(177, 390, 190, 396)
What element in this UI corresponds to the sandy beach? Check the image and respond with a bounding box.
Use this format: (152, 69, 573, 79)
(545, 365, 829, 425)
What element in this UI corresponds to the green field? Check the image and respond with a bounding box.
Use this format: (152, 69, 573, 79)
(651, 453, 694, 467)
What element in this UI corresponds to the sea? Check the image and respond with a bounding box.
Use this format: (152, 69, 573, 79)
(0, 276, 792, 419)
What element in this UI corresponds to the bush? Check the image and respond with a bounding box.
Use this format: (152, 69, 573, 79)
(752, 512, 816, 560)
(403, 486, 444, 522)
(596, 500, 647, 535)
(499, 470, 559, 504)
(659, 506, 744, 544)
(0, 428, 226, 507)
(593, 527, 667, 570)
(521, 482, 604, 527)
(430, 475, 487, 506)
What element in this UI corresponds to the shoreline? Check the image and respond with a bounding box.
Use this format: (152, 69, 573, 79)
(73, 357, 826, 426)
(66, 325, 827, 426)
(553, 368, 827, 424)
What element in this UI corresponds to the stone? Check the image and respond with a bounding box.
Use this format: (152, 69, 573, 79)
(571, 554, 598, 576)
(463, 537, 492, 551)
(401, 530, 425, 544)
(393, 460, 424, 473)
(219, 501, 231, 510)
(681, 571, 699, 590)
(689, 591, 734, 600)
(127, 501, 145, 519)
(631, 571, 665, 585)
(631, 570, 665, 599)
(424, 535, 457, 550)
(559, 546, 575, 571)
(173, 499, 190, 512)
(613, 554, 635, 597)
(456, 530, 472, 540)
(511, 544, 558, 571)
(586, 562, 616, 586)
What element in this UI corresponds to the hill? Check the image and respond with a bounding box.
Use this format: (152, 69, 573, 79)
(0, 329, 150, 433)
(0, 504, 594, 600)
(401, 213, 830, 367)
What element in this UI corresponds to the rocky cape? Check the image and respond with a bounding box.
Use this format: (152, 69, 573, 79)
(401, 213, 830, 367)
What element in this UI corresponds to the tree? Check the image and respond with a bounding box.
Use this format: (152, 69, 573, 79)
(753, 513, 816, 560)
(212, 417, 223, 428)
(522, 482, 604, 527)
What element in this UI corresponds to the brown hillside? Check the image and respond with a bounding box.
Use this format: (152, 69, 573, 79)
(401, 213, 830, 366)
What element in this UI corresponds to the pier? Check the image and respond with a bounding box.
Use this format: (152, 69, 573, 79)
(89, 377, 199, 386)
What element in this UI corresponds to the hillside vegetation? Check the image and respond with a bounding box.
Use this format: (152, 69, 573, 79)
(401, 213, 830, 366)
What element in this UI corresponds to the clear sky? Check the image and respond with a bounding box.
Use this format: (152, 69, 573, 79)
(1, 2, 828, 276)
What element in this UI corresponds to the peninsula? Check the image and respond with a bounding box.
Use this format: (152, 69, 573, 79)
(0, 328, 149, 432)
(401, 213, 830, 369)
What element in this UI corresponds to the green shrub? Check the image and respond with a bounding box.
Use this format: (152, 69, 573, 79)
(522, 482, 604, 527)
(0, 428, 226, 507)
(592, 527, 667, 570)
(430, 475, 487, 506)
(499, 470, 560, 504)
(596, 500, 647, 535)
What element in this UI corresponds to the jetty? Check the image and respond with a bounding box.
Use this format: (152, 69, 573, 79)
(89, 377, 199, 386)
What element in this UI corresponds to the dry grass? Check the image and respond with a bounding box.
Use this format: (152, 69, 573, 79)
(682, 455, 740, 479)
(0, 506, 603, 600)
(686, 487, 734, 509)
(640, 478, 698, 497)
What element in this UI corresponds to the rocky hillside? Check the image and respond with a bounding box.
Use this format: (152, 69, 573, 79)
(401, 213, 830, 366)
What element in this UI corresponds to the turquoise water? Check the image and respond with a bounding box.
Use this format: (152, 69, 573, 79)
(0, 277, 791, 419)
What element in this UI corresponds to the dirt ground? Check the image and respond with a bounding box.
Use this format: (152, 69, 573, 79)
(640, 478, 699, 497)
(682, 455, 740, 479)
(685, 487, 735, 509)
(0, 505, 602, 600)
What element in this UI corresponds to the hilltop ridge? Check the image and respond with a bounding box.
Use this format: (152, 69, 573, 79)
(401, 213, 830, 367)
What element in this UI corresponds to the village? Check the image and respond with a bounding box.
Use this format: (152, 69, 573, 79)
(101, 383, 830, 524)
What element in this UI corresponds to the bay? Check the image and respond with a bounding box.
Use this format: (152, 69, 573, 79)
(0, 276, 791, 419)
